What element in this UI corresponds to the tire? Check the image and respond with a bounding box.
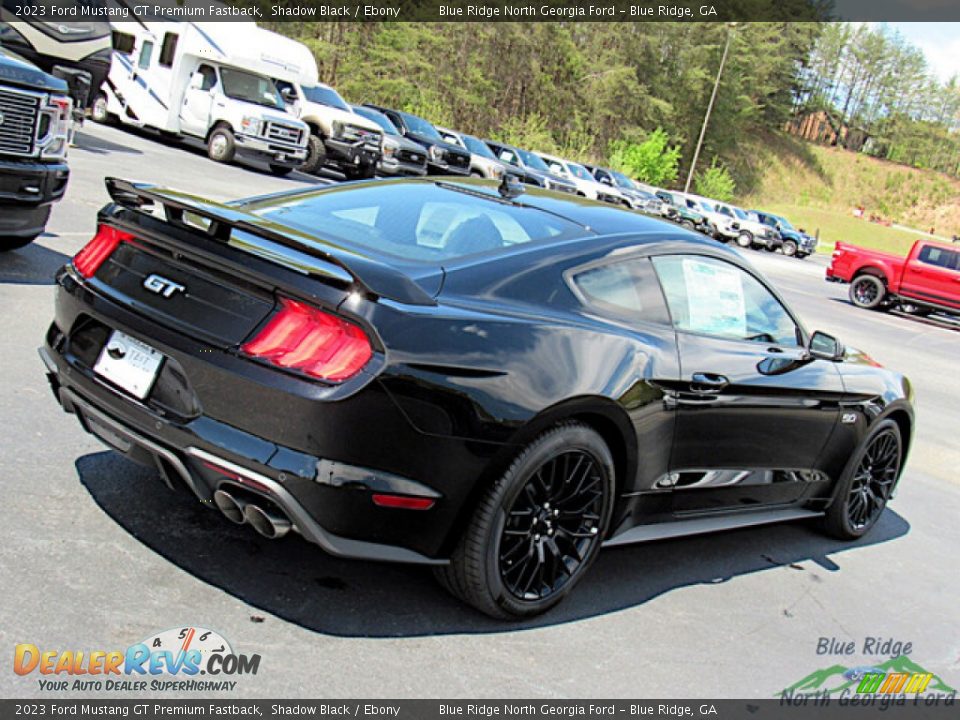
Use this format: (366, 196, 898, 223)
(300, 135, 326, 175)
(91, 94, 109, 124)
(849, 274, 887, 310)
(207, 126, 236, 164)
(0, 235, 38, 252)
(680, 219, 695, 231)
(268, 164, 294, 177)
(435, 422, 615, 619)
(343, 163, 376, 181)
(736, 231, 753, 248)
(782, 240, 798, 257)
(822, 420, 903, 540)
(796, 252, 809, 260)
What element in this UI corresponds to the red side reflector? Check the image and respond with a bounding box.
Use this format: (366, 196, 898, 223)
(242, 298, 373, 382)
(371, 494, 435, 511)
(73, 225, 134, 278)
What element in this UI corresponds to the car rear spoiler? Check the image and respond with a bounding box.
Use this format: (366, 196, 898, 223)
(104, 177, 437, 307)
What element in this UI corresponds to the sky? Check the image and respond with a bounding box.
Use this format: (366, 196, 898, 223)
(884, 23, 960, 82)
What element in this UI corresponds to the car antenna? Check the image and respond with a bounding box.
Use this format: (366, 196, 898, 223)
(498, 174, 525, 200)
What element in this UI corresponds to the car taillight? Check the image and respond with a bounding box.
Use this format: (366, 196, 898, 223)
(242, 298, 373, 382)
(73, 225, 134, 278)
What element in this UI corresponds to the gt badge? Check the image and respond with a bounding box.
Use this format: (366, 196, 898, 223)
(143, 273, 185, 298)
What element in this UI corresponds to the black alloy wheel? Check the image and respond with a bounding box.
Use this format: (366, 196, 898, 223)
(498, 450, 605, 602)
(823, 420, 902, 540)
(435, 422, 614, 619)
(849, 275, 886, 310)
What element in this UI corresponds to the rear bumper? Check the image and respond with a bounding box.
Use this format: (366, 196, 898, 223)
(39, 270, 505, 564)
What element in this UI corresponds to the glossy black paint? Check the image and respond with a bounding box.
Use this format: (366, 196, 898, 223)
(42, 177, 914, 564)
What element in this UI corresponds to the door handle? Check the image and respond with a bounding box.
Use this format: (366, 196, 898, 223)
(691, 373, 729, 393)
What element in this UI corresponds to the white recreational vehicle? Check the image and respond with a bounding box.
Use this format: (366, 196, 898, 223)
(99, 21, 312, 174)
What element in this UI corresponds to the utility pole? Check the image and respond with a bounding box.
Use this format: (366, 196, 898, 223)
(685, 23, 737, 193)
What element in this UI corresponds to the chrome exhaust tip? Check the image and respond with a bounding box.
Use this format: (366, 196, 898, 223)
(243, 503, 292, 539)
(213, 489, 246, 525)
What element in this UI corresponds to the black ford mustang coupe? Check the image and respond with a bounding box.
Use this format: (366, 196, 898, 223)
(41, 177, 913, 618)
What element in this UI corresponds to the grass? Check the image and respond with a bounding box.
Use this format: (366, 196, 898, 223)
(751, 204, 926, 255)
(737, 133, 960, 256)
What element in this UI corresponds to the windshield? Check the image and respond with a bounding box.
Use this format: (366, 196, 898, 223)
(733, 207, 749, 220)
(610, 170, 635, 189)
(462, 134, 498, 159)
(400, 112, 442, 140)
(302, 85, 350, 111)
(353, 106, 399, 134)
(773, 214, 795, 230)
(221, 68, 282, 108)
(567, 162, 594, 181)
(252, 183, 584, 262)
(518, 149, 551, 172)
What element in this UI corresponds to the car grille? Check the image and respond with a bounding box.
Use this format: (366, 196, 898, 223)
(0, 86, 41, 157)
(448, 152, 470, 169)
(398, 148, 425, 165)
(264, 122, 303, 146)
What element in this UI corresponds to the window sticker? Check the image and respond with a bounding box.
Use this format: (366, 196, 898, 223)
(681, 258, 746, 337)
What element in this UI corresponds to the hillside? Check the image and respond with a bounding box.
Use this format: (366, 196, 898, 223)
(738, 133, 960, 253)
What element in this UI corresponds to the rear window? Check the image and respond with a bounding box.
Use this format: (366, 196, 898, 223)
(251, 183, 584, 262)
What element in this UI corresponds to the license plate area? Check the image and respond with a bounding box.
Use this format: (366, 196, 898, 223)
(93, 330, 163, 400)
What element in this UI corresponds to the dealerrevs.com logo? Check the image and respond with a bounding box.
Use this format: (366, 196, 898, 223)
(13, 626, 261, 692)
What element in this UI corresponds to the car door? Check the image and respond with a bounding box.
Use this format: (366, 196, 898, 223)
(898, 244, 960, 310)
(650, 254, 845, 514)
(179, 65, 217, 137)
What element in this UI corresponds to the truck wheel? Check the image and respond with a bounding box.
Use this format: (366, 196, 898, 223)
(207, 127, 236, 163)
(736, 231, 753, 248)
(269, 165, 294, 177)
(849, 275, 887, 310)
(434, 422, 614, 619)
(300, 135, 326, 175)
(91, 94, 110, 124)
(796, 252, 809, 260)
(344, 163, 376, 181)
(782, 240, 798, 257)
(0, 235, 38, 252)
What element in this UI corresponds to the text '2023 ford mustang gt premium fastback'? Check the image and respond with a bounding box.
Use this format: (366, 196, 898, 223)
(41, 176, 914, 618)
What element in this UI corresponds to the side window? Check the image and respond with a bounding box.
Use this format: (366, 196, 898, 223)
(197, 65, 217, 91)
(918, 245, 959, 270)
(652, 255, 801, 346)
(159, 33, 178, 68)
(569, 258, 670, 326)
(113, 31, 135, 55)
(547, 161, 564, 175)
(138, 40, 154, 70)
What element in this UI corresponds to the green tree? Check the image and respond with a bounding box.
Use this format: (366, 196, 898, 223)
(694, 160, 736, 202)
(609, 129, 682, 186)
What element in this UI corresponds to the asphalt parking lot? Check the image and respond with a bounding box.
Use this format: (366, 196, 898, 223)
(1, 123, 958, 699)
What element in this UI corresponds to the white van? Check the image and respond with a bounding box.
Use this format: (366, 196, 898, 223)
(100, 22, 311, 174)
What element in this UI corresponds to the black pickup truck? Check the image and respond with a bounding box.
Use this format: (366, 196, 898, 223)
(1, 45, 71, 251)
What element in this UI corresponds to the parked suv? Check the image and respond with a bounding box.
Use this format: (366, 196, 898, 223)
(436, 126, 511, 180)
(276, 82, 382, 179)
(0, 46, 71, 251)
(363, 105, 470, 176)
(752, 210, 817, 258)
(730, 206, 782, 251)
(351, 105, 426, 177)
(484, 140, 577, 194)
(536, 153, 626, 205)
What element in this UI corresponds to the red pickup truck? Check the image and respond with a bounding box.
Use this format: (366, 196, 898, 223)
(827, 239, 960, 316)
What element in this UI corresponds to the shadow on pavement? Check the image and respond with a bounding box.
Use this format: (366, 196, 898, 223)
(0, 241, 70, 285)
(74, 129, 144, 155)
(77, 450, 910, 638)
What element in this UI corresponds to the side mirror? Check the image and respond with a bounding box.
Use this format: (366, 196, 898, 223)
(280, 88, 297, 103)
(807, 331, 844, 361)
